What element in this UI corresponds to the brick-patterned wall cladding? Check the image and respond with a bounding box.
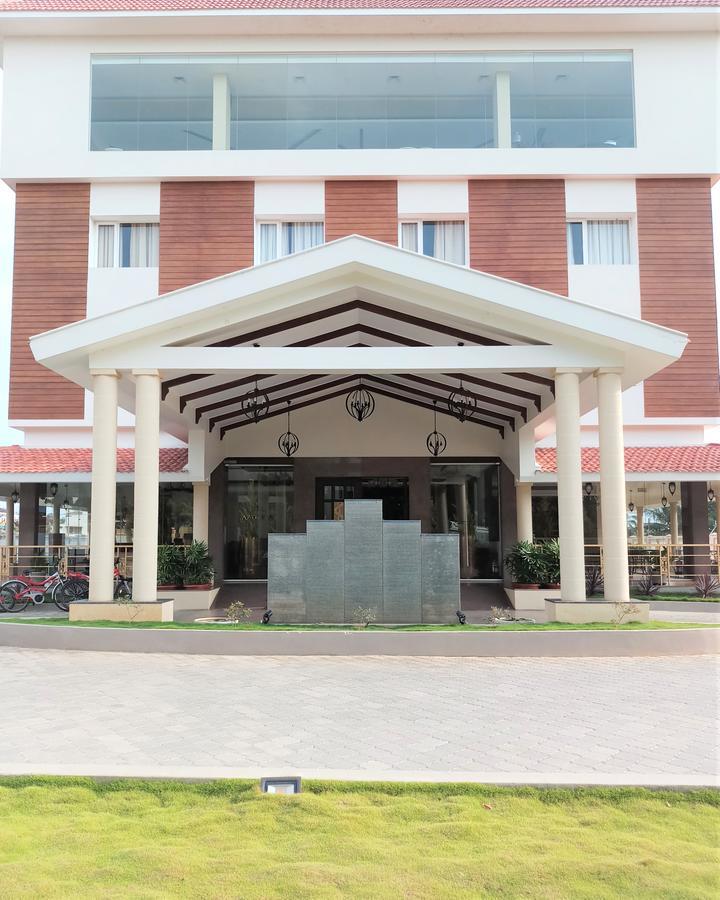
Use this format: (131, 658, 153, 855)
(637, 178, 720, 418)
(325, 180, 398, 244)
(9, 183, 89, 420)
(468, 179, 568, 295)
(159, 181, 254, 292)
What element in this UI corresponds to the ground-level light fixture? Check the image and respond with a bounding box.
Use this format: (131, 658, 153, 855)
(426, 400, 447, 457)
(241, 378, 270, 424)
(345, 379, 375, 422)
(277, 401, 299, 457)
(260, 777, 302, 795)
(668, 481, 676, 496)
(456, 610, 466, 626)
(262, 610, 273, 625)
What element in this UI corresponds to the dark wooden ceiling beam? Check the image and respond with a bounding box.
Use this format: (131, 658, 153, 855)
(365, 376, 513, 431)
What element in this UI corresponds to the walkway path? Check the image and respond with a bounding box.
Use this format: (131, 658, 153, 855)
(0, 649, 716, 785)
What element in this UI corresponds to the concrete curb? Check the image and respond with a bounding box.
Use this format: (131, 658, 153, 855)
(0, 763, 715, 788)
(0, 621, 718, 656)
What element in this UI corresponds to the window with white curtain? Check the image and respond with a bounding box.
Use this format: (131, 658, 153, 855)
(400, 221, 466, 265)
(96, 222, 159, 268)
(256, 221, 324, 263)
(566, 219, 631, 265)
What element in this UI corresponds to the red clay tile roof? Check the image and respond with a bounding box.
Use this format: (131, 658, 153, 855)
(535, 445, 720, 474)
(0, 1, 714, 11)
(0, 446, 188, 474)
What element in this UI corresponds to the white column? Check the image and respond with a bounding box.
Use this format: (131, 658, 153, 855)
(192, 481, 210, 544)
(132, 370, 161, 602)
(516, 482, 533, 543)
(212, 74, 231, 151)
(635, 505, 645, 545)
(5, 496, 14, 547)
(89, 370, 119, 601)
(669, 501, 680, 546)
(494, 71, 512, 149)
(555, 369, 586, 602)
(596, 369, 630, 603)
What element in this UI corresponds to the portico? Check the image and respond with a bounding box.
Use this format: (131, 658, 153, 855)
(29, 236, 687, 612)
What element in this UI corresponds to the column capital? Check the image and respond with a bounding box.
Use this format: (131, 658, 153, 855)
(89, 368, 119, 378)
(554, 367, 584, 377)
(594, 367, 624, 377)
(132, 369, 162, 378)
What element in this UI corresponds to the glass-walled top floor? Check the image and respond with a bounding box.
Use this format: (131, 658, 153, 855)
(90, 52, 635, 152)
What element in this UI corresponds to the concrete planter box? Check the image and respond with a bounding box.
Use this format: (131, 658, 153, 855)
(546, 599, 650, 624)
(1, 621, 716, 657)
(157, 587, 220, 612)
(69, 600, 174, 623)
(506, 587, 561, 610)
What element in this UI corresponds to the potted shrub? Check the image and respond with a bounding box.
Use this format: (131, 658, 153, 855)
(504, 541, 541, 589)
(157, 544, 183, 590)
(538, 538, 561, 589)
(182, 540, 215, 590)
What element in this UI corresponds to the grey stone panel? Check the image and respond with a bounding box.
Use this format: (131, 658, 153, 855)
(344, 500, 383, 622)
(267, 534, 306, 623)
(421, 534, 461, 624)
(305, 521, 345, 624)
(383, 521, 422, 623)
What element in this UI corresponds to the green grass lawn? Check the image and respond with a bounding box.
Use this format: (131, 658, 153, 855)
(0, 779, 717, 899)
(0, 617, 716, 631)
(632, 594, 720, 603)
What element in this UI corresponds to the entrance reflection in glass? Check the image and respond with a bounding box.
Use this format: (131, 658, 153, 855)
(431, 463, 501, 579)
(225, 465, 294, 579)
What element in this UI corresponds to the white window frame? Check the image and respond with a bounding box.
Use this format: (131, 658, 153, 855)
(254, 219, 325, 265)
(566, 217, 634, 266)
(398, 218, 469, 266)
(91, 219, 160, 269)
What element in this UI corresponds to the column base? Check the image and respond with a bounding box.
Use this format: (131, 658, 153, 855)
(546, 600, 650, 624)
(69, 600, 174, 623)
(505, 587, 561, 610)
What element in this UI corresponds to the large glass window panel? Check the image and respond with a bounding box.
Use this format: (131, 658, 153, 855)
(225, 465, 294, 579)
(431, 463, 501, 580)
(91, 52, 634, 152)
(118, 223, 159, 268)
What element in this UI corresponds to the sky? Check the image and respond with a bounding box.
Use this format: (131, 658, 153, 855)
(0, 68, 718, 448)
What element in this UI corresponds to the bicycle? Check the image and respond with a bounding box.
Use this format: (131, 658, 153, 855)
(113, 562, 132, 600)
(0, 566, 89, 613)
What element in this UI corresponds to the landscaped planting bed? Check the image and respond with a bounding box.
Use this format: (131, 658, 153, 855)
(0, 778, 717, 898)
(0, 617, 716, 631)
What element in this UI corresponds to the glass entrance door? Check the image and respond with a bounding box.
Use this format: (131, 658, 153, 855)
(316, 477, 409, 521)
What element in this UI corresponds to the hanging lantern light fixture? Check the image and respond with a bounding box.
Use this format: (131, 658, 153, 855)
(426, 400, 447, 457)
(447, 377, 476, 423)
(668, 481, 676, 496)
(10, 486, 19, 504)
(241, 378, 270, 424)
(708, 487, 715, 502)
(584, 482, 593, 496)
(277, 401, 300, 458)
(345, 379, 375, 422)
(661, 483, 668, 508)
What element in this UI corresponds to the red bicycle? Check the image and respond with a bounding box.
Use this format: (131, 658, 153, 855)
(0, 566, 89, 613)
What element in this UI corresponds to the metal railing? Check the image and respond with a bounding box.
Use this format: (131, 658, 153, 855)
(0, 545, 134, 582)
(584, 543, 719, 586)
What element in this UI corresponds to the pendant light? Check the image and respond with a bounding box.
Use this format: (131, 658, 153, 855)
(426, 400, 447, 457)
(345, 378, 375, 422)
(661, 483, 668, 508)
(241, 378, 270, 424)
(277, 401, 300, 457)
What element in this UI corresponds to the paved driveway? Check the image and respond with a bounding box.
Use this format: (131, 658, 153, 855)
(0, 649, 716, 785)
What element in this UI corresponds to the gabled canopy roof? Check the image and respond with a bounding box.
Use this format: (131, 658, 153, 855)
(30, 235, 687, 439)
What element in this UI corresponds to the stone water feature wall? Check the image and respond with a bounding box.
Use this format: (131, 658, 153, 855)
(267, 500, 460, 624)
